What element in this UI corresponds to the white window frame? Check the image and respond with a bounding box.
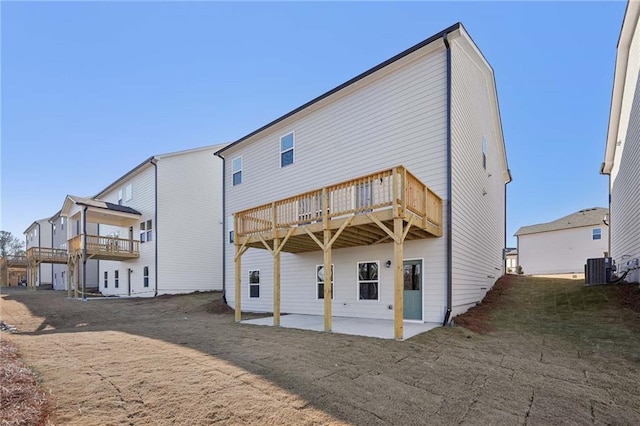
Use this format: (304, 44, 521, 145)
(357, 261, 380, 301)
(140, 222, 146, 243)
(145, 220, 153, 242)
(61, 217, 65, 230)
(227, 216, 235, 244)
(280, 132, 295, 168)
(125, 184, 133, 201)
(143, 266, 149, 287)
(117, 189, 123, 205)
(232, 156, 243, 186)
(592, 228, 602, 240)
(316, 264, 334, 300)
(248, 270, 260, 298)
(104, 271, 108, 288)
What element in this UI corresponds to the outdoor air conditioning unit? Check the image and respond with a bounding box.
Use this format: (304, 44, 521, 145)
(584, 257, 613, 286)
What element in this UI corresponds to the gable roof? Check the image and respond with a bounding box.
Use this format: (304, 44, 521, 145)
(23, 218, 51, 235)
(215, 22, 462, 157)
(515, 208, 608, 236)
(94, 143, 228, 199)
(61, 195, 142, 216)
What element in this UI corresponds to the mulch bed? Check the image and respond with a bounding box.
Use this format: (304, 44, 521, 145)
(453, 274, 515, 334)
(0, 337, 49, 426)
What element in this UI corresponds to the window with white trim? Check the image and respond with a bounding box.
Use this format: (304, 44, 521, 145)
(104, 271, 108, 288)
(358, 261, 379, 300)
(316, 264, 334, 299)
(114, 270, 119, 288)
(232, 157, 242, 186)
(280, 132, 294, 167)
(140, 220, 152, 243)
(61, 217, 65, 230)
(143, 266, 149, 287)
(248, 270, 260, 298)
(125, 184, 133, 201)
(592, 228, 602, 240)
(228, 216, 234, 244)
(118, 189, 123, 205)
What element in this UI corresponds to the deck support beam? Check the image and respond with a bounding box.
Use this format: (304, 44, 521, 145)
(393, 217, 404, 340)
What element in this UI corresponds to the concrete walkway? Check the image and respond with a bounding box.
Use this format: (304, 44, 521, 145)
(242, 314, 440, 340)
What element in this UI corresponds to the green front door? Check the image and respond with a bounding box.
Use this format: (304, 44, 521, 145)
(403, 260, 422, 320)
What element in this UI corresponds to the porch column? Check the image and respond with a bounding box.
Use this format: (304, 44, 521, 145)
(394, 217, 404, 340)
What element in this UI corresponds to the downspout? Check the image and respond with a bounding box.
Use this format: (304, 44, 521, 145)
(51, 220, 54, 287)
(82, 207, 87, 300)
(37, 221, 41, 286)
(442, 33, 453, 326)
(218, 154, 227, 304)
(504, 170, 512, 274)
(152, 159, 158, 297)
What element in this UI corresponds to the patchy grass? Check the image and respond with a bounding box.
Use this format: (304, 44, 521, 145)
(0, 338, 49, 426)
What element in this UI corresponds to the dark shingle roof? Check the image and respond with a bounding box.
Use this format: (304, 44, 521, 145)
(515, 207, 608, 236)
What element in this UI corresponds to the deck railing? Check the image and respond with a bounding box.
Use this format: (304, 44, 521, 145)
(235, 166, 442, 238)
(0, 255, 28, 267)
(26, 247, 68, 263)
(69, 235, 140, 257)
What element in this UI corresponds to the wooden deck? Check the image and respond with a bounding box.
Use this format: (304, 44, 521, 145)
(233, 166, 443, 340)
(26, 247, 68, 264)
(234, 166, 442, 253)
(0, 255, 28, 286)
(69, 235, 140, 261)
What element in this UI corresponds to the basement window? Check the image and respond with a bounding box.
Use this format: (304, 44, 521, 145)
(144, 266, 149, 288)
(358, 261, 379, 300)
(280, 132, 295, 167)
(592, 228, 602, 240)
(115, 270, 119, 288)
(316, 264, 334, 300)
(104, 271, 108, 289)
(248, 270, 260, 298)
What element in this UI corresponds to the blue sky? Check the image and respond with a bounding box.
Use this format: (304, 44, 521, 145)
(1, 1, 626, 247)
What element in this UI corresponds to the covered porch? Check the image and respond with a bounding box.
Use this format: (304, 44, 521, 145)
(25, 247, 68, 291)
(233, 166, 443, 340)
(61, 195, 142, 298)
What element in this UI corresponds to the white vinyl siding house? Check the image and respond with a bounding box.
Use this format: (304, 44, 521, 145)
(89, 144, 225, 297)
(24, 218, 53, 287)
(217, 23, 510, 335)
(603, 0, 640, 284)
(515, 208, 609, 278)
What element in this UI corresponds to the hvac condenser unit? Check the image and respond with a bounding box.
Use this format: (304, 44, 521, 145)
(584, 257, 613, 286)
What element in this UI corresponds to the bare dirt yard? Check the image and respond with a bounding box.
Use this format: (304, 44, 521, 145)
(1, 275, 640, 425)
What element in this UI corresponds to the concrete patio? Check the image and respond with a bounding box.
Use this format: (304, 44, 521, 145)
(241, 314, 441, 340)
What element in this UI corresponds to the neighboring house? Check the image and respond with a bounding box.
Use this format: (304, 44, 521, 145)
(216, 23, 511, 339)
(505, 248, 517, 274)
(515, 208, 609, 279)
(602, 0, 640, 284)
(24, 218, 54, 287)
(48, 210, 99, 291)
(60, 144, 225, 297)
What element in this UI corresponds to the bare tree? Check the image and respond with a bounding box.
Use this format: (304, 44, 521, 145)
(0, 231, 25, 257)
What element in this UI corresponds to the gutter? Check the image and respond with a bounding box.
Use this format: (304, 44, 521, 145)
(442, 33, 453, 327)
(152, 158, 159, 297)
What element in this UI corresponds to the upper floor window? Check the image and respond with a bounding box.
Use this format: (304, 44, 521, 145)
(118, 189, 123, 205)
(482, 137, 487, 170)
(140, 220, 152, 243)
(592, 228, 602, 240)
(125, 184, 133, 201)
(280, 132, 295, 167)
(61, 217, 65, 230)
(232, 157, 243, 186)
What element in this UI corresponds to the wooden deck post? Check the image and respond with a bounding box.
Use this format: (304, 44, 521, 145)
(322, 188, 332, 332)
(394, 217, 404, 340)
(67, 261, 71, 298)
(235, 241, 242, 322)
(273, 237, 281, 326)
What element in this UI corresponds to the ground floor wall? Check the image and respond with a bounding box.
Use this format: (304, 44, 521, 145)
(99, 257, 156, 297)
(225, 238, 448, 323)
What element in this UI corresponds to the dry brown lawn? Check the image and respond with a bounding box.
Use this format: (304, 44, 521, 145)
(1, 276, 640, 425)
